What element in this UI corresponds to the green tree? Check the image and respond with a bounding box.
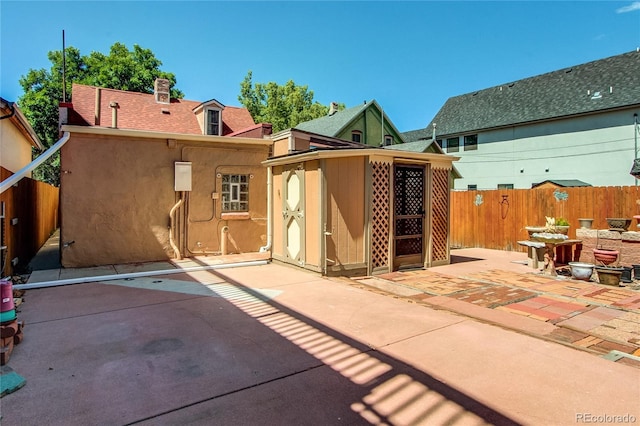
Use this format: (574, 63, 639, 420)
(18, 42, 183, 186)
(238, 71, 340, 133)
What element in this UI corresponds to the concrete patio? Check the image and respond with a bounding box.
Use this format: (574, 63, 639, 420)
(1, 248, 639, 425)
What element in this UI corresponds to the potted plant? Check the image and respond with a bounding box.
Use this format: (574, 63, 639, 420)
(555, 217, 570, 234)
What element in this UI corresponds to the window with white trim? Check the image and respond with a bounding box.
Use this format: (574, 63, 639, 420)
(446, 137, 459, 153)
(351, 131, 362, 143)
(497, 184, 514, 189)
(221, 174, 248, 211)
(206, 108, 221, 136)
(464, 134, 478, 151)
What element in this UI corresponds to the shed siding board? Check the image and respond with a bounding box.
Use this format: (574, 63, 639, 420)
(61, 133, 269, 267)
(304, 160, 321, 268)
(326, 157, 365, 265)
(272, 167, 284, 257)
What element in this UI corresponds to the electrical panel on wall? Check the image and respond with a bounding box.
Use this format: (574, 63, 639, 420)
(174, 162, 192, 192)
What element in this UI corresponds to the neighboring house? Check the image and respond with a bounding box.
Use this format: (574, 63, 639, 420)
(264, 128, 458, 276)
(0, 97, 48, 275)
(403, 50, 640, 190)
(294, 100, 405, 147)
(0, 97, 43, 176)
(383, 139, 462, 183)
(531, 179, 592, 189)
(58, 79, 272, 267)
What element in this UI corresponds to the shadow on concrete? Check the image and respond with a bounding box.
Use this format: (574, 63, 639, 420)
(127, 257, 520, 426)
(26, 228, 61, 272)
(449, 254, 484, 265)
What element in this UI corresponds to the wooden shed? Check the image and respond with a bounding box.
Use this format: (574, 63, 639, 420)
(264, 130, 458, 276)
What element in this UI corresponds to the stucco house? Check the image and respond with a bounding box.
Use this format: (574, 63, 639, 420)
(403, 50, 640, 190)
(265, 127, 458, 276)
(294, 99, 405, 147)
(58, 80, 272, 267)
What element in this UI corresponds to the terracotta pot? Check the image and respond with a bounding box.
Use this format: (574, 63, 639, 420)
(593, 248, 619, 265)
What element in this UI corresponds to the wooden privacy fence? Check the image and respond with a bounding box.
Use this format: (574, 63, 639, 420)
(1, 167, 59, 276)
(450, 185, 640, 251)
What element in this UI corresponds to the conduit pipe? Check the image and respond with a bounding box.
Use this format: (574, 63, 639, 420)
(13, 259, 269, 291)
(169, 198, 183, 260)
(221, 226, 229, 255)
(259, 166, 273, 253)
(0, 131, 70, 194)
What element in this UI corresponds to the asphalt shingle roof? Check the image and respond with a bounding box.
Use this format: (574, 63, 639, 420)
(70, 84, 256, 135)
(294, 102, 369, 136)
(532, 179, 592, 188)
(404, 50, 640, 140)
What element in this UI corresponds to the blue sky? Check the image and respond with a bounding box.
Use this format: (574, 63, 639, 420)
(1, 1, 639, 132)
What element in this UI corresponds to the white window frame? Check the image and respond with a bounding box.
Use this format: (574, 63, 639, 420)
(351, 131, 362, 143)
(221, 174, 249, 212)
(446, 137, 459, 153)
(205, 107, 222, 136)
(464, 134, 478, 151)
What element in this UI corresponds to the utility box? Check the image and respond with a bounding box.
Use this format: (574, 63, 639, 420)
(174, 162, 192, 191)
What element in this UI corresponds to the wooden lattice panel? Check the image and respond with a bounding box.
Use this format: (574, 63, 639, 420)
(431, 169, 449, 262)
(371, 162, 390, 269)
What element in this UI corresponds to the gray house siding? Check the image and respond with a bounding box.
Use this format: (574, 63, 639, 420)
(403, 50, 640, 190)
(449, 108, 639, 189)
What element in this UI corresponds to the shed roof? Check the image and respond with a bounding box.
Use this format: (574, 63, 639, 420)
(404, 50, 640, 140)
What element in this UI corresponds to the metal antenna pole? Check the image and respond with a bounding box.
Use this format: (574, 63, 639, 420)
(62, 30, 66, 102)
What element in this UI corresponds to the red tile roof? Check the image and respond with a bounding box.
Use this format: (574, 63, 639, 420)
(70, 83, 257, 136)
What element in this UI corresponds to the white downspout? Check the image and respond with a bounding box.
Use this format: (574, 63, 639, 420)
(0, 131, 70, 194)
(259, 166, 273, 253)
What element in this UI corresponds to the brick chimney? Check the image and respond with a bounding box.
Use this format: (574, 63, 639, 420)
(154, 78, 170, 104)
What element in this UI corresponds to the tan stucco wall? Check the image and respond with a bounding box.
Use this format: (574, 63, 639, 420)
(0, 120, 34, 175)
(60, 133, 269, 267)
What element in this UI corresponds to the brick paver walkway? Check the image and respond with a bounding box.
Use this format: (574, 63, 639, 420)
(355, 268, 640, 368)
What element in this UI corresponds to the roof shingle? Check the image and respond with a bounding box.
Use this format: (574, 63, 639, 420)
(70, 84, 255, 136)
(405, 50, 640, 140)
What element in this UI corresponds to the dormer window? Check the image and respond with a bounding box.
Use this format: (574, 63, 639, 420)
(351, 130, 362, 143)
(206, 108, 221, 136)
